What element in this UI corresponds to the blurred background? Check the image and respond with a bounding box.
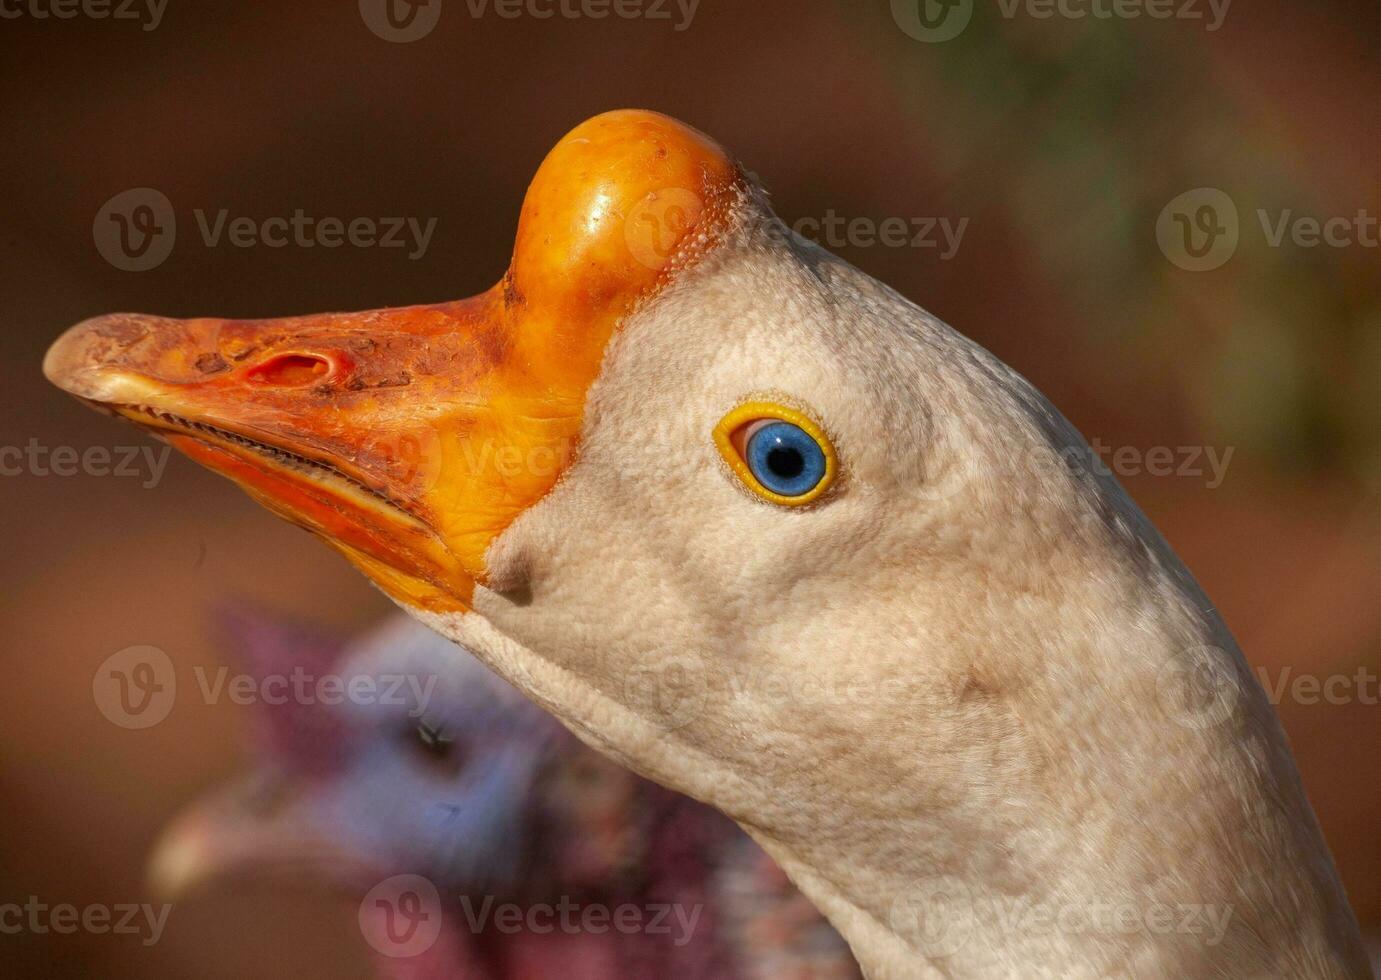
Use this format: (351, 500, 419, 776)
(2, 0, 1378, 975)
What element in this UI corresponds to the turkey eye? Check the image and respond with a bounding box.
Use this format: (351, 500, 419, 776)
(416, 721, 450, 753)
(746, 422, 825, 497)
(712, 401, 837, 506)
(411, 721, 464, 775)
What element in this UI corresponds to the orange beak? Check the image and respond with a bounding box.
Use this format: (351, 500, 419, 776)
(45, 110, 744, 612)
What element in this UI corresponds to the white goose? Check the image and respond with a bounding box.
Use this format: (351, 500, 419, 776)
(46, 110, 1370, 978)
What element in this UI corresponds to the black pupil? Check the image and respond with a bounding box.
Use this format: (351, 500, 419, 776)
(417, 724, 452, 757)
(766, 446, 805, 480)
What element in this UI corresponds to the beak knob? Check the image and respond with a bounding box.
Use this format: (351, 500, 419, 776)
(506, 109, 745, 384)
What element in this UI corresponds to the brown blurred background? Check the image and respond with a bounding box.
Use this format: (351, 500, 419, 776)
(2, 0, 1378, 975)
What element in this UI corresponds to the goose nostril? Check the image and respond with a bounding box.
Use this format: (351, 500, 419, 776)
(247, 353, 334, 388)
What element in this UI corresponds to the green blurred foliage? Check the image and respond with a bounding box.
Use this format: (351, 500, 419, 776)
(858, 2, 1379, 485)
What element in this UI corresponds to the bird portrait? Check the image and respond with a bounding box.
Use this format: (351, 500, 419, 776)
(5, 4, 1379, 978)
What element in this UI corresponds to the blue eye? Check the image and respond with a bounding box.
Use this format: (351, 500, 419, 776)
(746, 421, 828, 498)
(713, 402, 838, 506)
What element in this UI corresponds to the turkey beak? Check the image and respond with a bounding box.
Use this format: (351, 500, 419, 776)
(45, 110, 744, 612)
(148, 774, 366, 900)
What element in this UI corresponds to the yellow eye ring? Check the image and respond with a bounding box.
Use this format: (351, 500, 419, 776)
(712, 401, 838, 507)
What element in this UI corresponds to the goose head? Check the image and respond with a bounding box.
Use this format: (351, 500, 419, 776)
(47, 110, 1370, 978)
